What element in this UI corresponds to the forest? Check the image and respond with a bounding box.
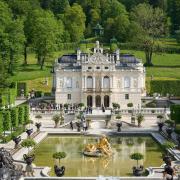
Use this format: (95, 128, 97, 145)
(0, 0, 180, 94)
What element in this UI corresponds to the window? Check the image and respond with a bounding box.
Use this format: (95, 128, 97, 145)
(105, 67, 109, 69)
(87, 76, 93, 88)
(88, 67, 92, 70)
(67, 94, 71, 100)
(125, 94, 129, 100)
(96, 67, 100, 69)
(66, 77, 72, 88)
(124, 77, 130, 88)
(103, 76, 110, 89)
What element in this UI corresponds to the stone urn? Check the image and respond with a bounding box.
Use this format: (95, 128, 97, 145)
(26, 129, 33, 138)
(54, 165, 65, 177)
(132, 166, 144, 176)
(23, 154, 35, 165)
(166, 128, 173, 139)
(35, 122, 41, 132)
(13, 136, 21, 149)
(116, 122, 122, 132)
(157, 122, 164, 132)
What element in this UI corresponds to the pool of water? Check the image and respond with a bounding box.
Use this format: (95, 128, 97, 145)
(33, 135, 164, 177)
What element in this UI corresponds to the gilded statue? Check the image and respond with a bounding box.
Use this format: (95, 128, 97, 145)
(83, 135, 112, 157)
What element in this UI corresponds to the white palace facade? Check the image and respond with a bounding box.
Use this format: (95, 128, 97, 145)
(52, 41, 146, 109)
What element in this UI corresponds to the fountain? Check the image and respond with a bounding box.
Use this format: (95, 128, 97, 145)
(83, 135, 112, 157)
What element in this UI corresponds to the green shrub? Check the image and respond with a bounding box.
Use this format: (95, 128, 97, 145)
(150, 80, 180, 96)
(127, 103, 133, 107)
(10, 108, 18, 128)
(3, 110, 11, 131)
(24, 105, 29, 124)
(170, 105, 180, 124)
(130, 153, 144, 167)
(175, 124, 180, 135)
(0, 112, 3, 133)
(112, 103, 120, 109)
(18, 106, 24, 125)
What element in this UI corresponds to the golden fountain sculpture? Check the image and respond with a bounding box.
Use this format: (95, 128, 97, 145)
(83, 135, 112, 157)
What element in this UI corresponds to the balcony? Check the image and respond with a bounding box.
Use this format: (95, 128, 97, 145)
(83, 88, 112, 93)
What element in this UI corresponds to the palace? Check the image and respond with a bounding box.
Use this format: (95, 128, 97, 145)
(52, 41, 146, 109)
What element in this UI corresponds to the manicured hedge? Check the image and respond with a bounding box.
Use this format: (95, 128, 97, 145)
(3, 110, 11, 131)
(24, 105, 29, 124)
(10, 108, 18, 128)
(0, 112, 3, 133)
(149, 80, 180, 96)
(170, 105, 180, 124)
(18, 106, 24, 125)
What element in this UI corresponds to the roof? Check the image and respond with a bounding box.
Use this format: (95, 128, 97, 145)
(58, 55, 77, 64)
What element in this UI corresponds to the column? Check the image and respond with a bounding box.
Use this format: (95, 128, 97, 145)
(84, 76, 87, 89)
(109, 95, 112, 108)
(101, 95, 104, 107)
(93, 76, 96, 89)
(82, 76, 84, 89)
(110, 76, 113, 89)
(101, 76, 104, 89)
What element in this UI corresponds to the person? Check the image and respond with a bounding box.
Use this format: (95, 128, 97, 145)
(163, 161, 175, 180)
(70, 121, 73, 130)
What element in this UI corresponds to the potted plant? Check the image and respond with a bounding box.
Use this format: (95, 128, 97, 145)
(52, 114, 61, 128)
(112, 103, 120, 110)
(136, 113, 144, 127)
(78, 103, 84, 110)
(116, 114, 122, 132)
(127, 103, 133, 113)
(53, 152, 66, 177)
(21, 138, 36, 177)
(130, 153, 144, 176)
(35, 122, 42, 132)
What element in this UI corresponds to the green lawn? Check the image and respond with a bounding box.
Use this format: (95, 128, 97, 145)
(121, 50, 180, 80)
(9, 47, 180, 92)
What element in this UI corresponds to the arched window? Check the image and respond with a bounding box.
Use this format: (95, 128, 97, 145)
(104, 95, 109, 108)
(124, 77, 130, 88)
(96, 95, 101, 107)
(66, 77, 72, 88)
(87, 95, 92, 107)
(87, 76, 93, 88)
(103, 76, 110, 89)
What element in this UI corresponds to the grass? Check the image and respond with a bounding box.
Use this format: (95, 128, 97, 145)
(9, 43, 180, 93)
(121, 50, 180, 80)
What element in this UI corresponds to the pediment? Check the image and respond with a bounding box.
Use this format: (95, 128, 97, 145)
(88, 53, 110, 64)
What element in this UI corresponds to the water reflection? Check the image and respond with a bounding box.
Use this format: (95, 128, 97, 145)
(33, 136, 163, 177)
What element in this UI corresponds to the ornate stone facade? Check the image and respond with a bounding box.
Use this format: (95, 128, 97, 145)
(53, 41, 146, 109)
